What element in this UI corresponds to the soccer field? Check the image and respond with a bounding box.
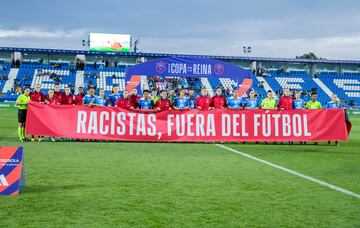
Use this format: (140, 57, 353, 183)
(0, 108, 359, 227)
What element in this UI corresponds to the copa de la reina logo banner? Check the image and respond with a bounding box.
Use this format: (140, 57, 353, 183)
(155, 60, 224, 76)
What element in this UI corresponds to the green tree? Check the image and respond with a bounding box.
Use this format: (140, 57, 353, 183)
(296, 52, 323, 60)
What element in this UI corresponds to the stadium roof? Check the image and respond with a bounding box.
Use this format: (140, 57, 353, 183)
(1, 47, 359, 65)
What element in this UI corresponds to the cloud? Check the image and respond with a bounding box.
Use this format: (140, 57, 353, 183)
(249, 34, 360, 59)
(141, 33, 360, 60)
(0, 25, 359, 60)
(0, 27, 87, 38)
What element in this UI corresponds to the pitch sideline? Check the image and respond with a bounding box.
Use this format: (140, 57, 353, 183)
(215, 144, 360, 199)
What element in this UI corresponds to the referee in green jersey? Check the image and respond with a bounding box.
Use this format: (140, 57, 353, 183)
(15, 87, 31, 142)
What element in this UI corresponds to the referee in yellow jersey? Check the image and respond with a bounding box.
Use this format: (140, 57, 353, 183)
(15, 87, 31, 142)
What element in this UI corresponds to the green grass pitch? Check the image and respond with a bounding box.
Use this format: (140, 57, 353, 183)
(0, 108, 359, 227)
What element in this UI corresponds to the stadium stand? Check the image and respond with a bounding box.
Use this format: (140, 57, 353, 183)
(251, 76, 267, 99)
(0, 47, 359, 107)
(264, 70, 330, 104)
(16, 64, 76, 93)
(0, 63, 11, 92)
(146, 76, 189, 93)
(2, 61, 359, 107)
(83, 66, 127, 95)
(318, 72, 360, 105)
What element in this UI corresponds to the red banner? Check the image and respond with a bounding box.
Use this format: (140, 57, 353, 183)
(26, 102, 349, 142)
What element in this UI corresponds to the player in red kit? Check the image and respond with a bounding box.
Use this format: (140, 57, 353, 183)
(211, 87, 227, 109)
(196, 88, 211, 110)
(116, 90, 133, 109)
(30, 84, 45, 142)
(277, 88, 293, 110)
(54, 83, 64, 103)
(45, 89, 60, 105)
(45, 88, 60, 142)
(129, 88, 141, 109)
(75, 87, 85, 105)
(155, 90, 172, 111)
(61, 87, 76, 105)
(30, 84, 45, 103)
(278, 88, 294, 145)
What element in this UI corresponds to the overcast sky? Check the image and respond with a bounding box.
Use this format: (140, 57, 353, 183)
(0, 0, 359, 60)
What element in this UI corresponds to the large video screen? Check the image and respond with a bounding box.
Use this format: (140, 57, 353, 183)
(89, 33, 131, 52)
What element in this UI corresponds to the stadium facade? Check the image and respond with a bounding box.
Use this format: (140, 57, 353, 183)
(0, 47, 359, 106)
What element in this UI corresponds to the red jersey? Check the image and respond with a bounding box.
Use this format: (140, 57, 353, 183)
(54, 91, 64, 103)
(277, 96, 293, 110)
(196, 96, 211, 110)
(116, 97, 133, 109)
(155, 98, 172, 110)
(46, 96, 60, 105)
(75, 93, 85, 105)
(211, 95, 227, 109)
(30, 91, 45, 103)
(129, 94, 141, 109)
(62, 94, 76, 105)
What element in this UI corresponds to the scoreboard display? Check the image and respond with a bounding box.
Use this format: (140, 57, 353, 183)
(89, 33, 131, 52)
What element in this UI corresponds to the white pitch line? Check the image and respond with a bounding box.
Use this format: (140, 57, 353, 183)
(215, 144, 360, 199)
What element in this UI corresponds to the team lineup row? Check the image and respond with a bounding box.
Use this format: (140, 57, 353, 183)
(16, 84, 342, 111)
(14, 84, 343, 143)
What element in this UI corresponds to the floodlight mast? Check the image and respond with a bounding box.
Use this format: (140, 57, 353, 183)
(243, 46, 252, 57)
(134, 39, 140, 53)
(81, 39, 90, 50)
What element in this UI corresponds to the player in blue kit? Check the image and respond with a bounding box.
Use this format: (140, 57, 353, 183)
(293, 91, 307, 144)
(326, 94, 343, 109)
(173, 89, 189, 110)
(108, 86, 122, 106)
(83, 87, 97, 107)
(95, 89, 108, 106)
(326, 94, 343, 146)
(188, 88, 196, 109)
(243, 89, 261, 144)
(227, 89, 243, 109)
(243, 90, 260, 109)
(293, 91, 305, 109)
(138, 89, 154, 110)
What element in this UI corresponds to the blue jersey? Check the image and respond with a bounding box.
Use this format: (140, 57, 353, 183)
(293, 99, 305, 109)
(108, 93, 122, 106)
(95, 96, 108, 106)
(244, 98, 259, 109)
(227, 96, 243, 109)
(83, 94, 96, 105)
(138, 98, 154, 109)
(188, 97, 196, 109)
(326, 101, 342, 109)
(174, 97, 189, 109)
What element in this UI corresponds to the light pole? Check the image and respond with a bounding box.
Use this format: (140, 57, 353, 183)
(134, 39, 140, 53)
(243, 46, 252, 56)
(82, 39, 90, 50)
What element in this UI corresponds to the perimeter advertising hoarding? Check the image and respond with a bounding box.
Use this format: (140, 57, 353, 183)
(0, 146, 25, 196)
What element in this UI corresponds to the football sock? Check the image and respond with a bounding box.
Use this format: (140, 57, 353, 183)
(18, 127, 23, 140)
(21, 127, 26, 139)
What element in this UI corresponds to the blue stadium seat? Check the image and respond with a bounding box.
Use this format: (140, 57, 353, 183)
(251, 76, 267, 99)
(264, 71, 329, 104)
(0, 63, 11, 91)
(318, 72, 360, 106)
(14, 64, 76, 94)
(83, 66, 127, 93)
